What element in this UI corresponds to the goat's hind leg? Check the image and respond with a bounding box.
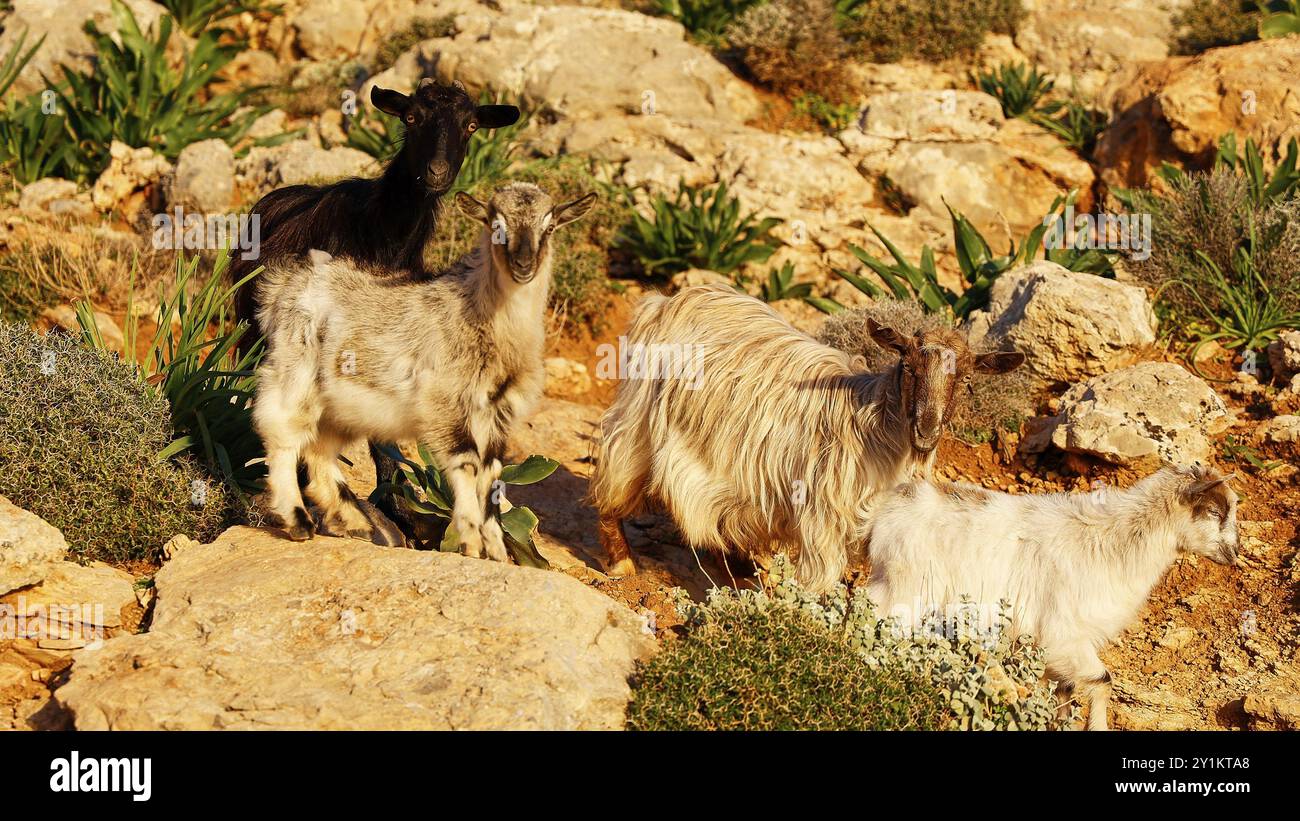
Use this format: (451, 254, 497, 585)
(1052, 646, 1113, 731)
(253, 382, 315, 541)
(304, 432, 375, 541)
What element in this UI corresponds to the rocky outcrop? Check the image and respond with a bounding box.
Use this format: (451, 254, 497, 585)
(90, 141, 173, 219)
(964, 261, 1157, 384)
(236, 140, 376, 200)
(1025, 362, 1233, 467)
(372, 4, 761, 125)
(843, 91, 1095, 248)
(1014, 0, 1179, 98)
(1268, 330, 1300, 384)
(53, 527, 655, 729)
(1243, 689, 1300, 730)
(1095, 37, 1300, 192)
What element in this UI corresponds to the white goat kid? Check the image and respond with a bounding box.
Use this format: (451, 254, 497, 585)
(253, 182, 596, 556)
(866, 465, 1240, 730)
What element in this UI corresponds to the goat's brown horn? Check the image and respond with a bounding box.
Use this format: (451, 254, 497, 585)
(418, 77, 435, 90)
(453, 79, 466, 91)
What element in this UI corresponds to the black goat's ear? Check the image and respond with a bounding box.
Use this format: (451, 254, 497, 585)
(475, 104, 520, 129)
(973, 350, 1025, 374)
(866, 318, 909, 354)
(551, 192, 597, 228)
(456, 192, 490, 225)
(371, 86, 412, 117)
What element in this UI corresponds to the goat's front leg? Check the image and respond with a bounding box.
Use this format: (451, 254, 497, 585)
(444, 450, 487, 559)
(478, 456, 509, 562)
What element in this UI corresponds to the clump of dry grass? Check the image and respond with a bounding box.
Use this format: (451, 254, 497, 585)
(724, 0, 852, 102)
(841, 0, 1024, 64)
(818, 299, 1037, 443)
(0, 220, 173, 322)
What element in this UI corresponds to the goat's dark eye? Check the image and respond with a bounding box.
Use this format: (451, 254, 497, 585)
(467, 122, 478, 134)
(404, 113, 415, 124)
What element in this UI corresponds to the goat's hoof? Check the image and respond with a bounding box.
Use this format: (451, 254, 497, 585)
(285, 508, 316, 541)
(606, 557, 638, 578)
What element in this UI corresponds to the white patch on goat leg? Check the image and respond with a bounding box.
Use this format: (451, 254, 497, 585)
(477, 458, 508, 562)
(446, 454, 485, 558)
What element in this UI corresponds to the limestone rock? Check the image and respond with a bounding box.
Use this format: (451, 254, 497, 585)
(964, 261, 1156, 383)
(1095, 37, 1300, 191)
(169, 139, 236, 213)
(543, 357, 592, 399)
(1243, 689, 1300, 730)
(236, 141, 376, 200)
(90, 141, 173, 217)
(0, 497, 67, 597)
(18, 178, 91, 218)
(54, 527, 655, 729)
(1040, 362, 1232, 467)
(1268, 330, 1300, 383)
(377, 5, 761, 125)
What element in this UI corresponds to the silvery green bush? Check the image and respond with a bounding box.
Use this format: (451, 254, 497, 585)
(637, 555, 1072, 731)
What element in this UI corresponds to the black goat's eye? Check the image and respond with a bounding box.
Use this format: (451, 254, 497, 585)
(404, 113, 415, 124)
(467, 122, 478, 134)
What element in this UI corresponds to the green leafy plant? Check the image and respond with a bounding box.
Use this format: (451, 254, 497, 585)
(76, 249, 265, 496)
(791, 92, 857, 132)
(627, 555, 1070, 731)
(157, 0, 279, 36)
(812, 191, 1114, 319)
(0, 29, 73, 184)
(1258, 0, 1300, 37)
(652, 0, 763, 43)
(1164, 239, 1300, 356)
(757, 261, 812, 302)
(345, 104, 404, 162)
(0, 27, 41, 100)
(47, 0, 264, 180)
(973, 62, 1054, 118)
(1149, 134, 1300, 207)
(1222, 434, 1283, 473)
(371, 447, 559, 569)
(0, 321, 232, 563)
(1030, 98, 1109, 154)
(618, 181, 782, 277)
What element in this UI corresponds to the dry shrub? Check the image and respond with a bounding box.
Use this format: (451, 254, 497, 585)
(818, 299, 1036, 442)
(724, 0, 851, 101)
(1132, 169, 1300, 323)
(842, 0, 1024, 64)
(1170, 0, 1259, 55)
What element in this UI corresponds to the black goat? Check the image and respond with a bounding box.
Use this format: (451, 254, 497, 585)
(231, 78, 520, 545)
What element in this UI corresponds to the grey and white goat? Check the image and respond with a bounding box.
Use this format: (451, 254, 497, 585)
(253, 182, 596, 557)
(866, 464, 1240, 730)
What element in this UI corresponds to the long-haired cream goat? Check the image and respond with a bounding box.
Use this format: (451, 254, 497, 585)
(867, 464, 1240, 730)
(253, 183, 595, 556)
(590, 285, 1024, 592)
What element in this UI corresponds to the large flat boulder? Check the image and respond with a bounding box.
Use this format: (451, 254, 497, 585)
(53, 527, 655, 729)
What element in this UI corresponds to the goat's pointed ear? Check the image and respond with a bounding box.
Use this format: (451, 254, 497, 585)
(866, 317, 909, 354)
(456, 192, 490, 225)
(475, 104, 520, 129)
(552, 192, 598, 228)
(371, 86, 412, 117)
(974, 350, 1025, 374)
